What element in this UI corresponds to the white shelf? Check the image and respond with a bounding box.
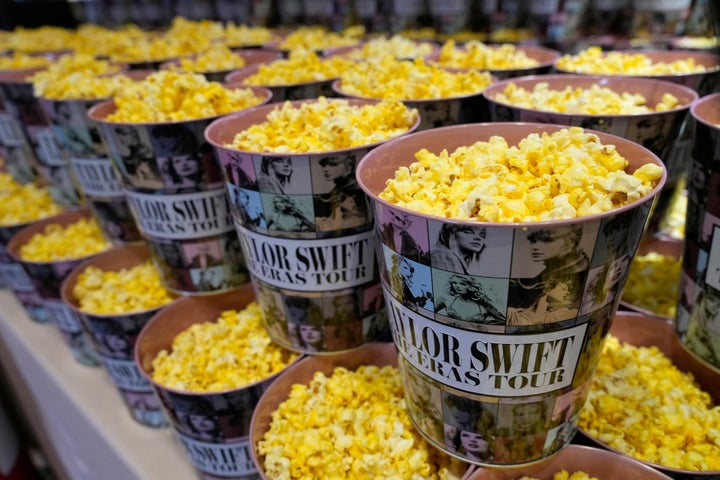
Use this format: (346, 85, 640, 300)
(0, 290, 198, 480)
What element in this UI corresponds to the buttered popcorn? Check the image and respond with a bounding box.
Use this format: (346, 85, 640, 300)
(228, 97, 418, 153)
(241, 49, 354, 86)
(435, 40, 540, 70)
(30, 53, 129, 99)
(0, 52, 52, 70)
(174, 44, 247, 73)
(557, 46, 711, 75)
(339, 56, 493, 100)
(621, 251, 682, 318)
(0, 176, 64, 226)
(519, 472, 597, 480)
(106, 71, 266, 122)
(380, 127, 663, 222)
(494, 82, 680, 114)
(151, 302, 299, 392)
(19, 218, 111, 261)
(259, 365, 467, 480)
(340, 35, 436, 60)
(278, 26, 360, 51)
(579, 335, 720, 471)
(72, 261, 175, 315)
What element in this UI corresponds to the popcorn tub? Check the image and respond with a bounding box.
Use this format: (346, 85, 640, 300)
(675, 92, 720, 373)
(134, 284, 301, 479)
(205, 98, 420, 354)
(356, 123, 666, 466)
(225, 64, 337, 102)
(61, 244, 178, 427)
(0, 67, 83, 208)
(482, 74, 698, 191)
(6, 209, 103, 366)
(87, 89, 272, 294)
(249, 342, 474, 480)
(38, 95, 142, 245)
(0, 86, 39, 184)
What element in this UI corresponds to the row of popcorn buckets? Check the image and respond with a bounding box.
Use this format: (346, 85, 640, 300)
(0, 62, 718, 480)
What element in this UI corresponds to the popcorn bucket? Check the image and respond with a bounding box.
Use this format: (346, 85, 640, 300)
(249, 342, 475, 480)
(61, 244, 178, 427)
(226, 65, 337, 102)
(6, 209, 103, 366)
(0, 67, 83, 208)
(675, 92, 720, 373)
(356, 122, 666, 465)
(482, 74, 698, 192)
(0, 89, 39, 184)
(37, 96, 143, 244)
(0, 219, 53, 323)
(134, 284, 301, 479)
(205, 98, 420, 354)
(87, 90, 272, 294)
(161, 49, 281, 83)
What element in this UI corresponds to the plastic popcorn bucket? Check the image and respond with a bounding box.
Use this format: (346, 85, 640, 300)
(356, 122, 666, 466)
(675, 92, 720, 373)
(0, 88, 39, 184)
(61, 244, 179, 427)
(483, 74, 698, 192)
(161, 49, 281, 83)
(0, 67, 83, 208)
(0, 219, 53, 323)
(249, 342, 475, 480)
(205, 98, 420, 354)
(134, 284, 301, 480)
(226, 64, 337, 102)
(37, 95, 143, 245)
(6, 209, 104, 366)
(87, 90, 271, 294)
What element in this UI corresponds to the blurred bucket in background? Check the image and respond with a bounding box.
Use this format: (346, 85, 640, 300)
(6, 209, 108, 366)
(88, 88, 271, 294)
(0, 67, 83, 208)
(135, 284, 301, 479)
(675, 92, 720, 373)
(38, 95, 143, 245)
(61, 244, 178, 427)
(205, 98, 419, 354)
(0, 89, 39, 184)
(357, 122, 666, 465)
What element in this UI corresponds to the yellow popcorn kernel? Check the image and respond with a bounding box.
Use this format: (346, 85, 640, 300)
(174, 44, 247, 73)
(106, 70, 266, 122)
(380, 127, 661, 222)
(621, 251, 682, 317)
(519, 471, 598, 480)
(493, 82, 680, 114)
(339, 56, 493, 101)
(259, 365, 467, 479)
(342, 35, 436, 60)
(223, 23, 277, 47)
(72, 261, 175, 314)
(278, 26, 359, 52)
(151, 302, 299, 392)
(228, 97, 418, 153)
(0, 177, 64, 226)
(557, 46, 712, 75)
(579, 335, 720, 470)
(18, 218, 111, 261)
(242, 49, 354, 86)
(436, 40, 540, 70)
(0, 53, 52, 70)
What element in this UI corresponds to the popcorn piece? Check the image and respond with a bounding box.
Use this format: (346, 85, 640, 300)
(435, 40, 540, 70)
(0, 175, 64, 226)
(0, 53, 52, 70)
(493, 82, 680, 114)
(379, 127, 663, 222)
(30, 53, 129, 99)
(341, 35, 436, 60)
(72, 261, 175, 314)
(339, 56, 493, 100)
(106, 71, 266, 122)
(242, 49, 354, 86)
(228, 97, 418, 153)
(557, 46, 712, 75)
(259, 365, 467, 480)
(518, 472, 598, 480)
(278, 26, 360, 51)
(18, 217, 111, 261)
(621, 251, 682, 318)
(174, 44, 247, 73)
(579, 335, 720, 470)
(151, 302, 299, 392)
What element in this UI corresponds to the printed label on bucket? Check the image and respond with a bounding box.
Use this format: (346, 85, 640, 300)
(0, 112, 26, 146)
(70, 157, 124, 197)
(0, 262, 34, 291)
(43, 298, 83, 333)
(29, 126, 66, 166)
(238, 224, 376, 292)
(127, 189, 234, 240)
(101, 357, 154, 392)
(177, 434, 256, 477)
(386, 293, 586, 396)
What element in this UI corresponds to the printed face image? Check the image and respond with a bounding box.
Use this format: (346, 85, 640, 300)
(189, 413, 217, 432)
(299, 324, 322, 344)
(635, 117, 664, 143)
(103, 334, 130, 353)
(334, 295, 356, 316)
(171, 155, 200, 177)
(460, 430, 488, 454)
(513, 403, 545, 432)
(269, 158, 292, 177)
(389, 209, 409, 229)
(319, 157, 351, 182)
(454, 227, 486, 253)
